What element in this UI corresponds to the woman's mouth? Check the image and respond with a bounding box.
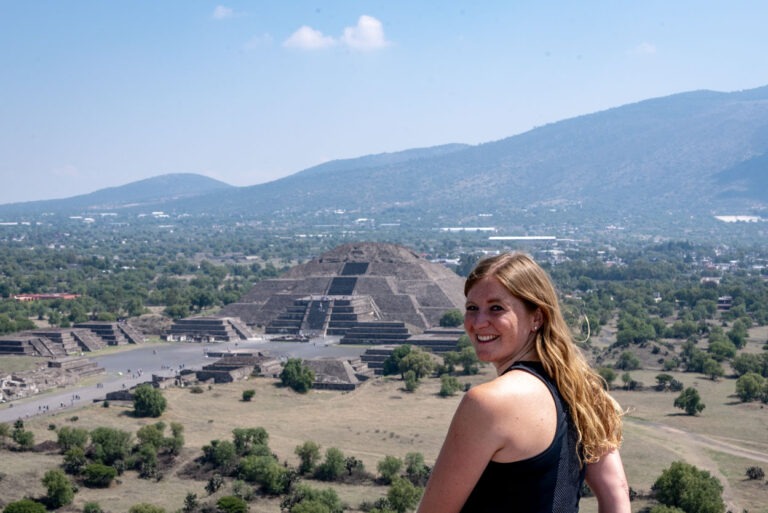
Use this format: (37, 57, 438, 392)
(476, 334, 498, 343)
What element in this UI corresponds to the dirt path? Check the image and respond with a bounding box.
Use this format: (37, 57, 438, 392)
(627, 418, 768, 512)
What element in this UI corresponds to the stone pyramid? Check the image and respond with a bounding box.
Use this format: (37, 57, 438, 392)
(219, 242, 465, 333)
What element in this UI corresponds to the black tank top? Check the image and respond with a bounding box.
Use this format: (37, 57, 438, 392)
(459, 361, 585, 513)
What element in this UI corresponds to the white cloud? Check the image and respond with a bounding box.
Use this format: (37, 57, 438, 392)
(340, 15, 389, 50)
(212, 5, 234, 20)
(630, 42, 657, 56)
(283, 25, 337, 49)
(282, 15, 390, 51)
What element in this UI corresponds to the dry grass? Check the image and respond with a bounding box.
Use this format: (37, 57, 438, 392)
(1, 364, 767, 513)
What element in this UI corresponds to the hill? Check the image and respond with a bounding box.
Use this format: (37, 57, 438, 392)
(0, 173, 233, 214)
(3, 86, 768, 236)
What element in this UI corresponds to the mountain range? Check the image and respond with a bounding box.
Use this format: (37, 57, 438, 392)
(2, 85, 767, 235)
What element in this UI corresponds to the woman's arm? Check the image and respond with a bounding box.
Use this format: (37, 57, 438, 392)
(585, 448, 631, 513)
(416, 387, 504, 513)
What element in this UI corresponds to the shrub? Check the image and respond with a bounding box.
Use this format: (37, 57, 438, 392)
(673, 387, 705, 416)
(377, 455, 403, 485)
(242, 389, 256, 402)
(42, 468, 75, 509)
(295, 440, 321, 475)
(746, 466, 764, 480)
(314, 447, 345, 482)
(652, 461, 724, 513)
(216, 496, 248, 513)
(83, 463, 117, 488)
(57, 426, 89, 453)
(439, 309, 463, 327)
(133, 384, 167, 418)
(127, 504, 166, 513)
(2, 499, 47, 513)
(439, 375, 461, 397)
(83, 502, 104, 513)
(404, 370, 418, 392)
(280, 358, 314, 393)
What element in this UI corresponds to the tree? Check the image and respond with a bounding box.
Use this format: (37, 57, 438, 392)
(11, 426, 34, 450)
(57, 426, 89, 453)
(42, 468, 75, 509)
(345, 456, 364, 476)
(439, 374, 461, 397)
(280, 484, 343, 513)
(216, 496, 248, 513)
(63, 447, 88, 475)
(280, 358, 314, 393)
(701, 358, 724, 381)
(314, 447, 345, 482)
(457, 346, 479, 375)
(232, 427, 269, 455)
(83, 463, 117, 488)
(89, 427, 132, 466)
(652, 461, 725, 513)
(735, 372, 765, 402)
(135, 443, 159, 479)
(382, 345, 412, 376)
(439, 309, 463, 327)
(387, 477, 423, 513)
(745, 466, 764, 480)
(399, 349, 435, 380)
(377, 455, 403, 484)
(238, 454, 292, 494)
(166, 422, 185, 456)
(203, 439, 238, 474)
(133, 384, 167, 417)
(615, 351, 640, 370)
(182, 493, 199, 513)
(2, 499, 47, 513)
(295, 440, 321, 475)
(404, 370, 419, 392)
(674, 387, 705, 416)
(404, 452, 429, 486)
(136, 422, 166, 450)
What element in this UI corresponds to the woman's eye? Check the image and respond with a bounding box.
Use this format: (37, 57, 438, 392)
(465, 305, 478, 312)
(490, 305, 504, 311)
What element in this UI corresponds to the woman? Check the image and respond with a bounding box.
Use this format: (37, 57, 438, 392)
(417, 253, 629, 513)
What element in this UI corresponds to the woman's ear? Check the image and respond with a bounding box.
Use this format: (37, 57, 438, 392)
(533, 308, 544, 329)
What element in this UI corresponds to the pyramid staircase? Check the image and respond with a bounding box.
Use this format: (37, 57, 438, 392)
(75, 322, 140, 346)
(167, 316, 254, 341)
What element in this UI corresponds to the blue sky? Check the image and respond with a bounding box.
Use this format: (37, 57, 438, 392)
(1, 1, 767, 204)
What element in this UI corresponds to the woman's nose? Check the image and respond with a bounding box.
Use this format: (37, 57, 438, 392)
(468, 311, 489, 327)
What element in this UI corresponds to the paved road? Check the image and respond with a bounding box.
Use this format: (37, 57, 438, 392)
(0, 336, 366, 423)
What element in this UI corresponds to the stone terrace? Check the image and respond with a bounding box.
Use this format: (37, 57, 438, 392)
(220, 242, 464, 344)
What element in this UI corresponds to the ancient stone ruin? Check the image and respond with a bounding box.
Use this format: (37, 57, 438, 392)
(220, 242, 465, 344)
(0, 321, 145, 357)
(165, 316, 254, 342)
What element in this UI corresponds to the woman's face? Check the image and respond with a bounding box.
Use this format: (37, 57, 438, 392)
(464, 276, 540, 372)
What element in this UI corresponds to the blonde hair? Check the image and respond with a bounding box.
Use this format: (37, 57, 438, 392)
(465, 252, 622, 464)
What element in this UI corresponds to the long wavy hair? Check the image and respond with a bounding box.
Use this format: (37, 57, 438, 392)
(465, 252, 622, 464)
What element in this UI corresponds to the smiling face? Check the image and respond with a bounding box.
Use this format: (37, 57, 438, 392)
(464, 276, 542, 373)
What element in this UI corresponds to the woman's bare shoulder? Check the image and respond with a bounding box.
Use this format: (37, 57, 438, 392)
(463, 368, 550, 410)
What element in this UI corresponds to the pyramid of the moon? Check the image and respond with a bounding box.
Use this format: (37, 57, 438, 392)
(219, 242, 465, 335)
